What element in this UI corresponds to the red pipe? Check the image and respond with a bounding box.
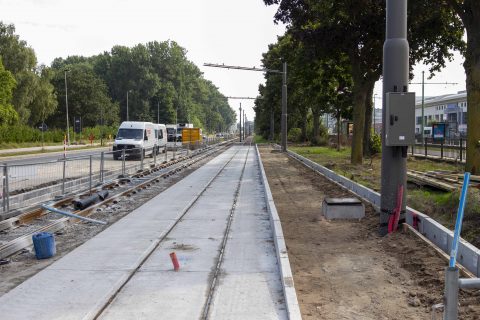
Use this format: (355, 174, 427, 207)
(170, 252, 180, 271)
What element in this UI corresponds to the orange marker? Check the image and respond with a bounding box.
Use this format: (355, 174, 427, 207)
(170, 252, 180, 271)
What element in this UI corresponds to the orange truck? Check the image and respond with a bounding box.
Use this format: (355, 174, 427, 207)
(181, 128, 202, 144)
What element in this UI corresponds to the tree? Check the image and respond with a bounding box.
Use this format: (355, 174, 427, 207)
(0, 22, 59, 124)
(48, 62, 119, 128)
(0, 57, 18, 125)
(264, 0, 464, 164)
(445, 1, 480, 174)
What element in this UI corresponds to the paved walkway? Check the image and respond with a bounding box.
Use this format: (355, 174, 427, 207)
(0, 146, 288, 320)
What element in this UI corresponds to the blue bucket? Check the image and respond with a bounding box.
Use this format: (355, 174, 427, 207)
(32, 232, 56, 259)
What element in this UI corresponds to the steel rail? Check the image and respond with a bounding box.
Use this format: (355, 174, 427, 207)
(201, 146, 251, 319)
(0, 142, 233, 259)
(92, 147, 245, 319)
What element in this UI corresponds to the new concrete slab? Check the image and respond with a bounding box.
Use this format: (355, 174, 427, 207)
(0, 148, 240, 319)
(0, 146, 291, 320)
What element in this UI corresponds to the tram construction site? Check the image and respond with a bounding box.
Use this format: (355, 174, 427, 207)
(0, 141, 479, 319)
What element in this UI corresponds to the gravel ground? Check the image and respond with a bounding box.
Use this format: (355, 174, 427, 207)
(259, 146, 480, 320)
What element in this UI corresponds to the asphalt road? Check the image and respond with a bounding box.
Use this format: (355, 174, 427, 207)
(0, 147, 112, 165)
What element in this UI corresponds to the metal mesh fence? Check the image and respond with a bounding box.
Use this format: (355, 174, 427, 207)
(0, 138, 230, 215)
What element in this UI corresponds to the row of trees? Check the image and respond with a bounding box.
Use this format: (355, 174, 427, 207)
(257, 0, 480, 174)
(0, 22, 236, 137)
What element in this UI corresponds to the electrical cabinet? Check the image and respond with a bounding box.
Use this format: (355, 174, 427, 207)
(385, 92, 415, 146)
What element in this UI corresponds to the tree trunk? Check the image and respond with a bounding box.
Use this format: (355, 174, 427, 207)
(302, 114, 308, 142)
(363, 82, 375, 157)
(312, 111, 320, 144)
(464, 12, 480, 174)
(351, 82, 368, 164)
(336, 107, 341, 151)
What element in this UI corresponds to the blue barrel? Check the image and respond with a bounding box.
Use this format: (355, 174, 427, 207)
(32, 232, 56, 259)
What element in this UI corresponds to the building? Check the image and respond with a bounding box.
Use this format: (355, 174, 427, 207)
(415, 91, 467, 138)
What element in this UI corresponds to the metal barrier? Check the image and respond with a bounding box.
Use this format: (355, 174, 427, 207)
(411, 138, 466, 162)
(0, 140, 217, 216)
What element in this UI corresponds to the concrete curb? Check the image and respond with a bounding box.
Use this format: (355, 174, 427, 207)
(286, 148, 480, 278)
(255, 145, 302, 320)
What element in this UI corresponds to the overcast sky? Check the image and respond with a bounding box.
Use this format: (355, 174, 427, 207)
(1, 0, 467, 121)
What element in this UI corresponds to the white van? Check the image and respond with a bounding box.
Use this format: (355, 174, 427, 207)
(113, 121, 156, 159)
(155, 124, 167, 152)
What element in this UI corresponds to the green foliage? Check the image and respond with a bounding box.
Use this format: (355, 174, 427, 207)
(288, 127, 303, 142)
(0, 22, 58, 124)
(263, 0, 464, 163)
(0, 124, 117, 144)
(0, 58, 18, 125)
(369, 130, 381, 155)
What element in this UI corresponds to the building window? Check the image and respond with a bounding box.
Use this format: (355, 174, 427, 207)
(463, 112, 467, 125)
(416, 116, 422, 125)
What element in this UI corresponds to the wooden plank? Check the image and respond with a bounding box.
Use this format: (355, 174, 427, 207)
(407, 171, 456, 192)
(403, 223, 475, 279)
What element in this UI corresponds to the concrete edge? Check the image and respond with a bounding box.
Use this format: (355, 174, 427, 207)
(286, 148, 480, 277)
(255, 145, 302, 320)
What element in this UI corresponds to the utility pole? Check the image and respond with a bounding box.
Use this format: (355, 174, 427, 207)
(157, 101, 160, 123)
(64, 69, 70, 145)
(281, 62, 287, 152)
(243, 111, 246, 140)
(380, 0, 410, 236)
(204, 62, 287, 149)
(126, 90, 130, 121)
(239, 104, 242, 142)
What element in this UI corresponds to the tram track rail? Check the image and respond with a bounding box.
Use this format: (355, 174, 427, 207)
(0, 141, 234, 260)
(92, 146, 249, 319)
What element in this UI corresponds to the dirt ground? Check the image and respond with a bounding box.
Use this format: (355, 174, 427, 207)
(259, 146, 480, 320)
(0, 149, 223, 297)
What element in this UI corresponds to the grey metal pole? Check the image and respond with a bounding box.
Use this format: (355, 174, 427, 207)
(140, 148, 144, 171)
(243, 110, 246, 141)
(89, 155, 92, 194)
(281, 62, 288, 152)
(380, 0, 410, 236)
(2, 165, 6, 212)
(2, 164, 7, 212)
(443, 267, 459, 320)
(62, 159, 66, 195)
(126, 91, 129, 121)
(157, 101, 160, 124)
(4, 164, 8, 212)
(165, 145, 168, 162)
(64, 70, 70, 145)
(100, 152, 104, 183)
(122, 149, 126, 176)
(239, 104, 242, 142)
(421, 71, 425, 145)
(154, 146, 157, 166)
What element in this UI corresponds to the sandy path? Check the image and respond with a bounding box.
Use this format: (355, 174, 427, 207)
(259, 146, 480, 320)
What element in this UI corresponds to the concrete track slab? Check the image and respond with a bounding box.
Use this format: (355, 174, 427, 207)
(0, 148, 238, 320)
(207, 147, 287, 319)
(209, 272, 287, 320)
(0, 146, 292, 319)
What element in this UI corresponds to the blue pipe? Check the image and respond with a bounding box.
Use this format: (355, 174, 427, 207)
(449, 172, 471, 268)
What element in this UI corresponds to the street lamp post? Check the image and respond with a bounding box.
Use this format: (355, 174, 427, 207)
(239, 103, 242, 142)
(126, 90, 130, 121)
(203, 62, 287, 150)
(64, 69, 70, 145)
